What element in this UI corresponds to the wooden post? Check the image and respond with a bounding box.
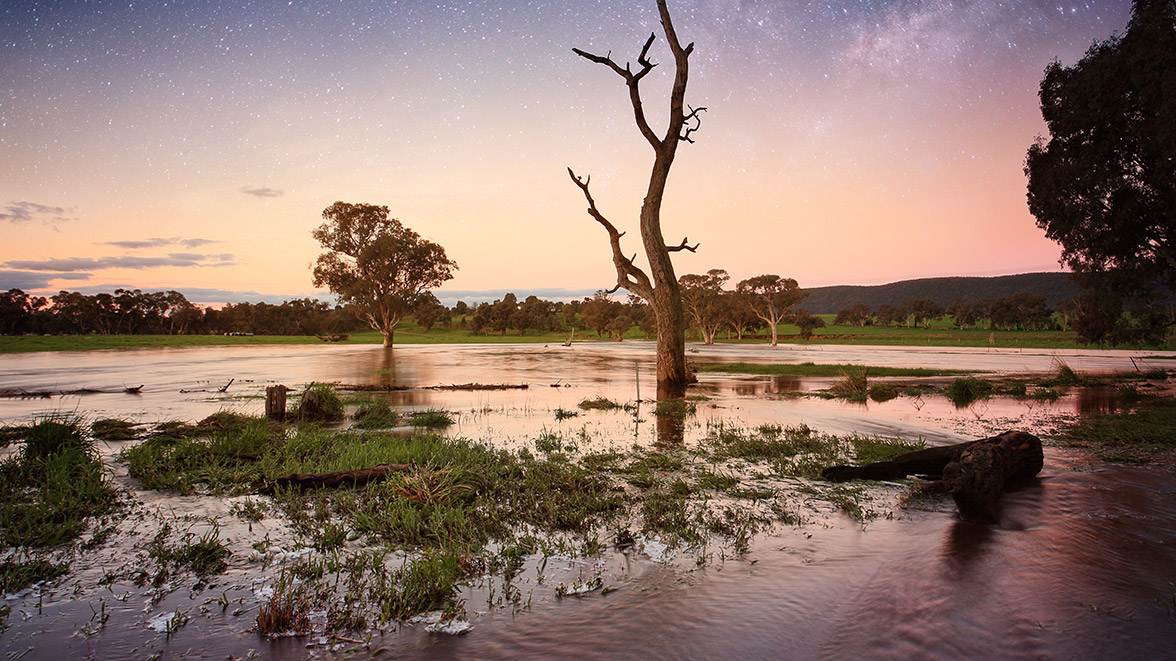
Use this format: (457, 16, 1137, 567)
(635, 361, 641, 402)
(265, 385, 288, 421)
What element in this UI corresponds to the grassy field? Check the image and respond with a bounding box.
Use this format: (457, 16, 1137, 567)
(2, 315, 1172, 353)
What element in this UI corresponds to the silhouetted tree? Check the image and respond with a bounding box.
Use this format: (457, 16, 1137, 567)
(312, 202, 457, 347)
(0, 289, 47, 335)
(568, 0, 705, 396)
(1026, 0, 1176, 304)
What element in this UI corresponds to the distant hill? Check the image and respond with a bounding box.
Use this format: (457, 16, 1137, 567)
(800, 272, 1081, 314)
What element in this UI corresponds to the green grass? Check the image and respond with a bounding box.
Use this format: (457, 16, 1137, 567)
(700, 362, 971, 377)
(578, 396, 623, 411)
(0, 416, 121, 547)
(944, 377, 996, 407)
(408, 409, 455, 428)
(0, 559, 70, 593)
(352, 397, 399, 429)
(10, 316, 1171, 354)
(1050, 398, 1176, 462)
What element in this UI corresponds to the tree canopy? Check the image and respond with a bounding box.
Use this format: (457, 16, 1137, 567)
(1025, 0, 1175, 297)
(312, 202, 457, 347)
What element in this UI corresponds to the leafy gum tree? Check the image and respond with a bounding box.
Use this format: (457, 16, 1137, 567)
(1025, 0, 1175, 343)
(679, 269, 728, 345)
(312, 202, 457, 348)
(737, 275, 806, 346)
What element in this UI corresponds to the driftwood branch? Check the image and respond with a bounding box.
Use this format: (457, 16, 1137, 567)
(666, 237, 699, 253)
(567, 168, 655, 300)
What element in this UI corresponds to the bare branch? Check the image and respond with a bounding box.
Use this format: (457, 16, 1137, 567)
(567, 167, 655, 300)
(571, 47, 628, 79)
(680, 105, 706, 143)
(666, 237, 699, 253)
(633, 33, 657, 83)
(573, 34, 661, 149)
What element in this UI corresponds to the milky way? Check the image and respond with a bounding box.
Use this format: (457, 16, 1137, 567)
(0, 0, 1133, 302)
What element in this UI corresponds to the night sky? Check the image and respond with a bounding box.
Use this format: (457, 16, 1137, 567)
(0, 0, 1134, 304)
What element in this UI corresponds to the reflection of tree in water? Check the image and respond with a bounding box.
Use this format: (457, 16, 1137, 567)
(656, 413, 685, 446)
(1076, 386, 1121, 415)
(374, 349, 398, 385)
(654, 382, 688, 446)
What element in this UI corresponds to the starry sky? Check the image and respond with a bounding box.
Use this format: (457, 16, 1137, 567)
(0, 0, 1134, 305)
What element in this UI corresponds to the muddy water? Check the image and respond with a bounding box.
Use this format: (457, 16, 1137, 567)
(2, 342, 1175, 659)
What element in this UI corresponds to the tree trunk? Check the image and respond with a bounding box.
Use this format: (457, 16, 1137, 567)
(653, 291, 688, 392)
(382, 330, 394, 348)
(265, 385, 288, 421)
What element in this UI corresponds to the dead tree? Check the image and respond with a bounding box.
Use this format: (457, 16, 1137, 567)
(568, 0, 705, 398)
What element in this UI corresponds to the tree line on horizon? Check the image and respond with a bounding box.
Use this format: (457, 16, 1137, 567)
(8, 283, 1154, 346)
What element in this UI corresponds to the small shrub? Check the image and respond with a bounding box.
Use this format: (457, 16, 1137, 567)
(257, 576, 313, 635)
(409, 409, 454, 428)
(578, 396, 621, 411)
(353, 398, 398, 429)
(554, 407, 579, 421)
(945, 377, 994, 407)
(92, 418, 139, 441)
(867, 383, 899, 402)
(829, 367, 870, 402)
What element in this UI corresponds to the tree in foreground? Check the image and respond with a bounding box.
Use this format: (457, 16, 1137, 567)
(737, 275, 806, 346)
(312, 202, 457, 348)
(568, 0, 705, 397)
(1025, 0, 1175, 343)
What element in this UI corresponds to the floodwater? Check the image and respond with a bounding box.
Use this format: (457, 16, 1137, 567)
(2, 341, 1175, 659)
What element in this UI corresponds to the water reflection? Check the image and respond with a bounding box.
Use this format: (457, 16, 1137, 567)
(655, 413, 686, 446)
(1076, 386, 1121, 414)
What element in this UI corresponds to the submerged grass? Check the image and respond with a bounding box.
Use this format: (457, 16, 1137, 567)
(115, 407, 943, 627)
(0, 415, 120, 548)
(1050, 398, 1176, 462)
(353, 397, 399, 429)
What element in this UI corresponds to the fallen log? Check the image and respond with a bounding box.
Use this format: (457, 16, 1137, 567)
(822, 430, 1043, 523)
(274, 463, 414, 489)
(943, 432, 1043, 523)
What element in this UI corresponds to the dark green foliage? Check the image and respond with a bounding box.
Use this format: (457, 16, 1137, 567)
(293, 383, 345, 422)
(851, 436, 925, 465)
(1025, 0, 1176, 338)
